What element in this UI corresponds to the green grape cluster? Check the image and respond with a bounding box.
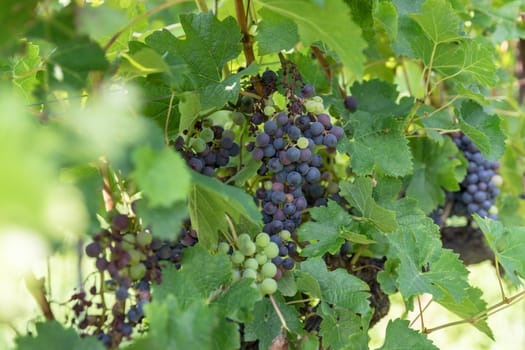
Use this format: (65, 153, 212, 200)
(220, 232, 280, 295)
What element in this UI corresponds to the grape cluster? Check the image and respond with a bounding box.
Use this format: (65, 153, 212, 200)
(221, 232, 291, 295)
(73, 213, 197, 348)
(174, 122, 240, 177)
(248, 67, 345, 274)
(447, 132, 500, 219)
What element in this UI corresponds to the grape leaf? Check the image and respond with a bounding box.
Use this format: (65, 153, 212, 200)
(474, 216, 525, 285)
(300, 258, 370, 313)
(436, 287, 493, 338)
(128, 294, 239, 350)
(153, 247, 232, 304)
(256, 8, 299, 55)
(132, 146, 191, 207)
(406, 137, 467, 213)
(339, 177, 398, 232)
(392, 0, 424, 15)
(244, 295, 303, 350)
(256, 0, 367, 78)
(318, 303, 369, 350)
(119, 47, 171, 76)
(377, 319, 438, 350)
(297, 200, 352, 257)
(458, 100, 505, 162)
(409, 0, 461, 44)
(47, 36, 109, 89)
(189, 172, 261, 250)
(349, 79, 413, 116)
(173, 13, 241, 86)
(10, 42, 41, 102)
(0, 1, 39, 53)
(15, 321, 104, 350)
(382, 199, 471, 302)
(215, 279, 263, 323)
(430, 39, 497, 87)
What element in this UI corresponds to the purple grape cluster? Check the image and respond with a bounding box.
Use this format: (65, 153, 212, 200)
(447, 132, 500, 219)
(252, 111, 344, 273)
(73, 213, 198, 348)
(174, 123, 240, 177)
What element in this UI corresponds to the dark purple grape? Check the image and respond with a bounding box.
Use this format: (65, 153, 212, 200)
(330, 126, 344, 140)
(115, 286, 129, 301)
(344, 96, 358, 111)
(286, 171, 302, 186)
(317, 114, 331, 129)
(282, 257, 295, 270)
(188, 157, 204, 172)
(301, 84, 315, 98)
(310, 122, 324, 136)
(221, 137, 234, 149)
(276, 112, 289, 126)
(285, 147, 301, 162)
(86, 242, 102, 258)
(323, 134, 337, 148)
(306, 167, 321, 183)
(112, 214, 130, 231)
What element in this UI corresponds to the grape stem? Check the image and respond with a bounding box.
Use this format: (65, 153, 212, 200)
(24, 273, 55, 321)
(310, 45, 347, 99)
(410, 298, 433, 327)
(416, 296, 426, 332)
(164, 92, 176, 145)
(424, 289, 525, 334)
(269, 294, 290, 332)
(494, 255, 507, 302)
(194, 0, 209, 12)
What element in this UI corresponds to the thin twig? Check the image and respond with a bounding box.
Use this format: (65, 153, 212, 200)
(165, 92, 176, 145)
(494, 255, 508, 302)
(417, 296, 426, 332)
(410, 298, 433, 327)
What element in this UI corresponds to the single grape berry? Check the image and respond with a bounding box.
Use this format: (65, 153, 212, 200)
(344, 96, 358, 111)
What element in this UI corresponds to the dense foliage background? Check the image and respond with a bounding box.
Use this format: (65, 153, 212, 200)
(1, 0, 525, 349)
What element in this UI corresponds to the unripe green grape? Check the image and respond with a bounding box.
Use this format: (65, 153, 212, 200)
(243, 268, 258, 280)
(136, 231, 152, 247)
(305, 100, 323, 114)
(240, 241, 256, 256)
(223, 129, 235, 140)
(263, 242, 279, 259)
(217, 242, 231, 254)
(129, 263, 146, 280)
(128, 249, 143, 265)
(232, 111, 245, 125)
(312, 96, 323, 103)
(255, 253, 268, 265)
(200, 127, 214, 143)
(231, 251, 245, 265)
(259, 278, 278, 295)
(261, 262, 277, 278)
(263, 181, 273, 191)
(297, 137, 309, 150)
(237, 233, 251, 245)
(244, 258, 259, 270)
(264, 105, 276, 117)
(190, 137, 207, 153)
(279, 230, 291, 241)
(256, 232, 270, 247)
(492, 174, 503, 187)
(231, 269, 241, 281)
(121, 238, 135, 251)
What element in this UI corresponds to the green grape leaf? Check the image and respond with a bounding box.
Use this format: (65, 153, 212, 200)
(256, 8, 299, 55)
(172, 13, 241, 86)
(349, 79, 413, 116)
(15, 321, 104, 350)
(383, 199, 471, 302)
(318, 303, 369, 350)
(474, 216, 525, 285)
(296, 270, 322, 298)
(340, 81, 413, 176)
(436, 287, 493, 338)
(134, 199, 187, 240)
(409, 0, 461, 44)
(297, 200, 352, 257)
(339, 177, 398, 232)
(0, 1, 39, 53)
(215, 279, 263, 323)
(132, 146, 191, 207)
(392, 0, 424, 16)
(47, 36, 109, 89)
(277, 270, 298, 296)
(300, 258, 370, 313)
(128, 295, 239, 350)
(244, 295, 303, 350)
(418, 104, 455, 142)
(377, 319, 438, 350)
(458, 100, 506, 162)
(256, 0, 367, 78)
(153, 247, 232, 304)
(430, 39, 497, 87)
(10, 42, 41, 102)
(406, 137, 467, 213)
(189, 172, 261, 250)
(119, 47, 171, 76)
(135, 76, 180, 137)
